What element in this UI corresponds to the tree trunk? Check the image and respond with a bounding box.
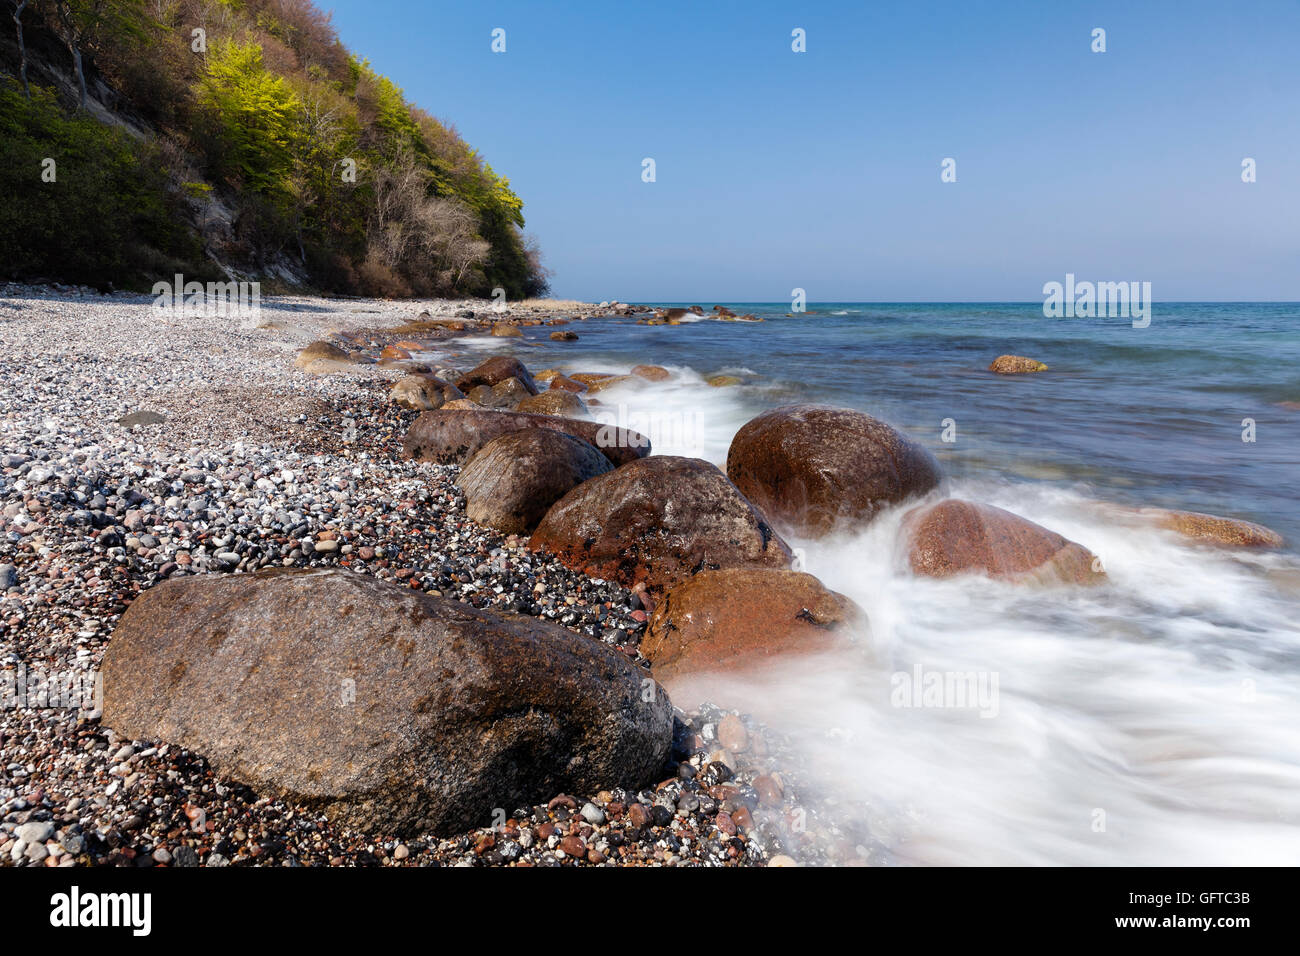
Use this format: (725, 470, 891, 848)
(12, 1, 29, 99)
(69, 42, 87, 111)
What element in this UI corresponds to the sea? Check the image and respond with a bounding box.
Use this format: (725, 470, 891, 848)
(443, 301, 1300, 865)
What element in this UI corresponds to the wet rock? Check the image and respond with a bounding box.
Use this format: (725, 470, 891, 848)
(900, 499, 1104, 586)
(549, 330, 579, 341)
(726, 404, 942, 538)
(102, 567, 673, 836)
(989, 355, 1048, 374)
(403, 408, 649, 467)
(530, 456, 792, 593)
(455, 355, 540, 395)
(1148, 509, 1283, 548)
(457, 429, 614, 535)
(491, 324, 523, 338)
(707, 375, 742, 387)
(515, 390, 591, 420)
(631, 364, 671, 382)
(642, 568, 865, 691)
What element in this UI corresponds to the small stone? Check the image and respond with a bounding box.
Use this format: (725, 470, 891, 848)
(717, 714, 749, 753)
(580, 802, 606, 825)
(152, 847, 172, 864)
(16, 821, 53, 844)
(393, 844, 409, 860)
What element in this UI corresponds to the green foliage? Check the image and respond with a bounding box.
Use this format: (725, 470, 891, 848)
(0, 80, 208, 289)
(2, 0, 547, 298)
(197, 40, 302, 196)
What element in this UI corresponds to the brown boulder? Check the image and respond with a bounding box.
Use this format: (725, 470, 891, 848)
(529, 456, 792, 593)
(102, 568, 672, 836)
(491, 324, 523, 337)
(989, 355, 1048, 374)
(900, 499, 1104, 586)
(548, 374, 587, 393)
(455, 355, 540, 395)
(458, 429, 613, 534)
(642, 569, 866, 690)
(631, 365, 671, 382)
(403, 408, 649, 467)
(516, 390, 591, 419)
(1148, 509, 1283, 548)
(726, 404, 942, 538)
(549, 330, 579, 341)
(294, 340, 362, 372)
(388, 376, 465, 411)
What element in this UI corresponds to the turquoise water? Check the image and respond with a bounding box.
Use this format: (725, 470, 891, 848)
(519, 302, 1300, 542)
(444, 302, 1300, 865)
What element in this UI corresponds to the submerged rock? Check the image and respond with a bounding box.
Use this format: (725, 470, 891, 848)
(102, 567, 673, 836)
(1147, 509, 1283, 548)
(900, 499, 1104, 586)
(726, 404, 942, 538)
(516, 389, 591, 419)
(529, 455, 792, 593)
(989, 355, 1048, 374)
(457, 428, 613, 534)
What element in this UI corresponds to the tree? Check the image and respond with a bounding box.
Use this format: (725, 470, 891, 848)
(46, 0, 149, 110)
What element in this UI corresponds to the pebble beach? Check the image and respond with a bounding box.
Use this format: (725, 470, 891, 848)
(0, 285, 855, 868)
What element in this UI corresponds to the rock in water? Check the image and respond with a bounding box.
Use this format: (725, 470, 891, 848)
(529, 456, 792, 592)
(642, 568, 866, 691)
(101, 567, 673, 836)
(403, 408, 649, 467)
(1147, 509, 1283, 549)
(726, 404, 942, 538)
(457, 429, 613, 534)
(900, 499, 1104, 586)
(454, 355, 540, 395)
(516, 390, 591, 419)
(988, 355, 1048, 374)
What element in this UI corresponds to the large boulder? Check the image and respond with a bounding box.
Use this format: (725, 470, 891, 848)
(726, 404, 942, 538)
(404, 408, 649, 467)
(102, 568, 672, 836)
(529, 456, 792, 593)
(457, 429, 613, 534)
(900, 499, 1104, 586)
(642, 568, 866, 691)
(454, 355, 539, 395)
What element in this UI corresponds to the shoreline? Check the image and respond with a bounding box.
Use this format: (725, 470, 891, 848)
(0, 287, 831, 867)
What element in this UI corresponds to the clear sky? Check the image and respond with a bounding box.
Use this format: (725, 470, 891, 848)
(322, 0, 1300, 302)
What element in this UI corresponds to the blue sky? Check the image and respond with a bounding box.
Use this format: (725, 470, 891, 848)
(323, 1, 1300, 302)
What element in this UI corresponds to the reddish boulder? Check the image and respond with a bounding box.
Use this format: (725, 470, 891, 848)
(642, 568, 866, 689)
(726, 404, 942, 538)
(529, 456, 792, 593)
(455, 355, 540, 395)
(900, 499, 1104, 586)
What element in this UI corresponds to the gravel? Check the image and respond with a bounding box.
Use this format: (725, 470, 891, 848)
(0, 284, 865, 867)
